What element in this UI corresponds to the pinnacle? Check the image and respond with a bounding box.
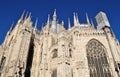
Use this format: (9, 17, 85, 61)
(68, 18, 71, 29)
(86, 13, 90, 25)
(34, 18, 38, 29)
(53, 9, 57, 21)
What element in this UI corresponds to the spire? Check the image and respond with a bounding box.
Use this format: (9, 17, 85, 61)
(25, 12, 29, 20)
(20, 10, 25, 20)
(8, 22, 14, 35)
(29, 12, 31, 17)
(53, 9, 57, 21)
(18, 10, 25, 24)
(46, 14, 50, 29)
(25, 12, 32, 23)
(28, 12, 32, 20)
(34, 18, 38, 29)
(33, 18, 38, 33)
(76, 13, 80, 24)
(9, 22, 14, 32)
(47, 14, 50, 24)
(74, 12, 77, 26)
(68, 18, 71, 29)
(86, 13, 90, 25)
(61, 20, 65, 30)
(91, 19, 94, 28)
(51, 9, 57, 32)
(23, 12, 32, 27)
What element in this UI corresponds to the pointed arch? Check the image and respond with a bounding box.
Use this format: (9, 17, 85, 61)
(86, 39, 112, 77)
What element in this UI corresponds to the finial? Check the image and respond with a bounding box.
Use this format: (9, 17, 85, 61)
(53, 9, 57, 21)
(47, 14, 50, 24)
(68, 18, 71, 29)
(86, 13, 90, 25)
(34, 18, 38, 29)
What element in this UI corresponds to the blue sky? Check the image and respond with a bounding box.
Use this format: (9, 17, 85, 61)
(0, 0, 120, 45)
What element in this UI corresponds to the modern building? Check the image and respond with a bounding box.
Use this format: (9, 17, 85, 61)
(0, 10, 120, 77)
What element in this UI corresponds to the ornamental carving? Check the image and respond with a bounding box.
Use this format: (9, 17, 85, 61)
(86, 39, 112, 77)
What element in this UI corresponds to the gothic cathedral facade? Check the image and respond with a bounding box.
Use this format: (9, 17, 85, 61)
(0, 10, 120, 77)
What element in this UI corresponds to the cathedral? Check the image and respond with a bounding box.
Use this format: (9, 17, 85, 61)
(0, 10, 120, 77)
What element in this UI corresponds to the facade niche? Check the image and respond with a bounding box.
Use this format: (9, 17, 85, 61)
(69, 49, 72, 58)
(51, 69, 57, 77)
(52, 49, 58, 59)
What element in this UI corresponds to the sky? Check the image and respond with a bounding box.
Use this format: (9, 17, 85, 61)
(0, 0, 120, 45)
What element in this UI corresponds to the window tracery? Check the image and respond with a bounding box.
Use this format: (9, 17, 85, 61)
(86, 39, 112, 77)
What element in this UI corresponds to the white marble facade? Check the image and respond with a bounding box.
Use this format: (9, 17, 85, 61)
(0, 10, 120, 77)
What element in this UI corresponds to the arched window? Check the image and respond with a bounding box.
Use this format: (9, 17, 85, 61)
(86, 39, 112, 77)
(52, 49, 58, 59)
(51, 69, 57, 77)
